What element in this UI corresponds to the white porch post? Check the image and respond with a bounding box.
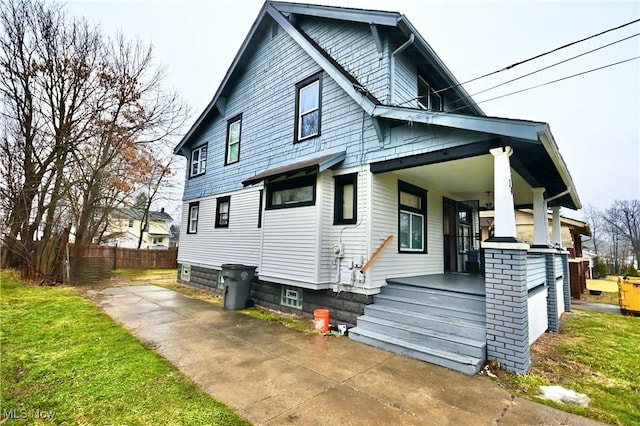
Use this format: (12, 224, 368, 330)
(551, 206, 562, 248)
(490, 146, 517, 240)
(532, 188, 549, 247)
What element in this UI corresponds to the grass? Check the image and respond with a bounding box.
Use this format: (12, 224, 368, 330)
(496, 310, 640, 425)
(240, 307, 316, 334)
(0, 270, 250, 425)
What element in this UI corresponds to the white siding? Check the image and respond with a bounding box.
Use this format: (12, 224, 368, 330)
(177, 189, 262, 269)
(528, 287, 548, 345)
(319, 169, 369, 286)
(526, 255, 546, 290)
(368, 173, 444, 290)
(260, 203, 319, 284)
(556, 279, 565, 316)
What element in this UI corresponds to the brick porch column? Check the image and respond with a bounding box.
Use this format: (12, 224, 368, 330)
(483, 241, 531, 374)
(544, 250, 560, 332)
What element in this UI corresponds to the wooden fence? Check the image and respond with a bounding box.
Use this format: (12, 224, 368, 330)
(70, 244, 177, 283)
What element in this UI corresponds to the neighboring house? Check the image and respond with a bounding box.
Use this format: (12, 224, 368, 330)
(103, 208, 174, 250)
(173, 1, 582, 375)
(480, 209, 591, 299)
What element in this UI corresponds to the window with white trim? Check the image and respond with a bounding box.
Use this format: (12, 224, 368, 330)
(226, 114, 241, 165)
(281, 286, 303, 309)
(398, 181, 427, 253)
(295, 73, 322, 142)
(187, 202, 199, 234)
(190, 144, 207, 177)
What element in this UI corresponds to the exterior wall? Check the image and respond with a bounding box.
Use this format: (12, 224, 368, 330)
(299, 18, 389, 104)
(181, 22, 380, 202)
(318, 168, 369, 286)
(369, 173, 444, 290)
(177, 262, 371, 327)
(260, 202, 319, 285)
(105, 217, 171, 249)
(178, 188, 262, 269)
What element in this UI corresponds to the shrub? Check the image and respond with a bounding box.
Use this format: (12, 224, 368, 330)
(623, 265, 639, 277)
(593, 259, 609, 279)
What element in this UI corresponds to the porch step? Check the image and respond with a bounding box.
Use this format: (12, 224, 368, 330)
(373, 294, 486, 323)
(364, 304, 486, 341)
(349, 327, 485, 375)
(381, 284, 486, 313)
(356, 316, 485, 358)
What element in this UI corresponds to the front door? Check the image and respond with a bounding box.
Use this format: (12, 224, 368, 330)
(443, 198, 480, 273)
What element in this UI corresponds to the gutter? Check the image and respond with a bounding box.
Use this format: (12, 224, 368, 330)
(389, 34, 414, 105)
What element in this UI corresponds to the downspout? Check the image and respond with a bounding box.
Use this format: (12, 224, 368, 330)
(389, 34, 414, 105)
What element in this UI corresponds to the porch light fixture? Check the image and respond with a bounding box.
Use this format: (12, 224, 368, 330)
(484, 191, 493, 210)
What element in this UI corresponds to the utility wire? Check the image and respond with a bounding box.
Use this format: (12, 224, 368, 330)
(433, 18, 640, 96)
(448, 56, 640, 112)
(448, 32, 639, 106)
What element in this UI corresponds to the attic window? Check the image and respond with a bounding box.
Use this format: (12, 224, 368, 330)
(190, 144, 207, 177)
(295, 73, 322, 142)
(417, 75, 443, 112)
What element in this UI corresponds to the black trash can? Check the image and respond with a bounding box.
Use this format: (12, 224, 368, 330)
(220, 264, 256, 309)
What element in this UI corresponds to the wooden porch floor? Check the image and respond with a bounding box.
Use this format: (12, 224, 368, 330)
(386, 273, 485, 296)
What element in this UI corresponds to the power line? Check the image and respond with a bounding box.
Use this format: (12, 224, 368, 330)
(433, 18, 640, 96)
(449, 56, 640, 112)
(450, 32, 639, 105)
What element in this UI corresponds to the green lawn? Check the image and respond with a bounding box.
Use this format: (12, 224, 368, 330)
(0, 270, 250, 425)
(498, 310, 640, 425)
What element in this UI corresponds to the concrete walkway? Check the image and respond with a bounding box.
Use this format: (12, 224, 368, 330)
(95, 285, 602, 426)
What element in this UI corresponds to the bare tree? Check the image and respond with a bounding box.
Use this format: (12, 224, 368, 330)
(602, 200, 640, 271)
(582, 204, 603, 257)
(0, 0, 188, 281)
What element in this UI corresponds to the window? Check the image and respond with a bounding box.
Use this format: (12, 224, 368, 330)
(215, 196, 230, 228)
(281, 286, 303, 309)
(152, 237, 163, 245)
(128, 219, 134, 228)
(295, 73, 322, 142)
(398, 181, 428, 253)
(190, 144, 207, 177)
(266, 175, 316, 210)
(187, 202, 199, 234)
(417, 74, 443, 111)
(225, 114, 242, 165)
(334, 173, 357, 225)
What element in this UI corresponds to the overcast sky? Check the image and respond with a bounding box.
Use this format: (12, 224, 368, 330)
(65, 0, 640, 220)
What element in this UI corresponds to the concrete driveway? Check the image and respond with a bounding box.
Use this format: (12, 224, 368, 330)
(95, 285, 601, 425)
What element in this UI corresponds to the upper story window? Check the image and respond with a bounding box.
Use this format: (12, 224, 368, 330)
(398, 181, 428, 253)
(295, 73, 322, 142)
(226, 114, 242, 165)
(128, 219, 134, 228)
(190, 144, 207, 177)
(417, 75, 443, 112)
(215, 196, 230, 228)
(187, 202, 199, 234)
(266, 175, 316, 210)
(334, 173, 357, 225)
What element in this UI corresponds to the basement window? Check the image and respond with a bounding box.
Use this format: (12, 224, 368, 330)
(281, 286, 303, 309)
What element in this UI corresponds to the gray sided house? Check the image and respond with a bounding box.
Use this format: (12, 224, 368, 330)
(174, 1, 581, 375)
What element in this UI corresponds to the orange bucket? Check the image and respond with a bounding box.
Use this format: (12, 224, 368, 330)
(313, 309, 330, 333)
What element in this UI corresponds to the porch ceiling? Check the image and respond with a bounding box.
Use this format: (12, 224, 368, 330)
(391, 154, 533, 206)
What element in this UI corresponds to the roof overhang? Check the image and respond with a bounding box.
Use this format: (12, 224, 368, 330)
(242, 151, 346, 186)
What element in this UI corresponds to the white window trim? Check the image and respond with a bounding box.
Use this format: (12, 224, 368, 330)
(296, 78, 320, 141)
(190, 145, 207, 177)
(226, 115, 241, 165)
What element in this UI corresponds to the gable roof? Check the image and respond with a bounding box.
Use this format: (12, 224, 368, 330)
(173, 0, 483, 156)
(173, 0, 581, 210)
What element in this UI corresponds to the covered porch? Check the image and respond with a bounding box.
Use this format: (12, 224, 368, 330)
(352, 113, 581, 375)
